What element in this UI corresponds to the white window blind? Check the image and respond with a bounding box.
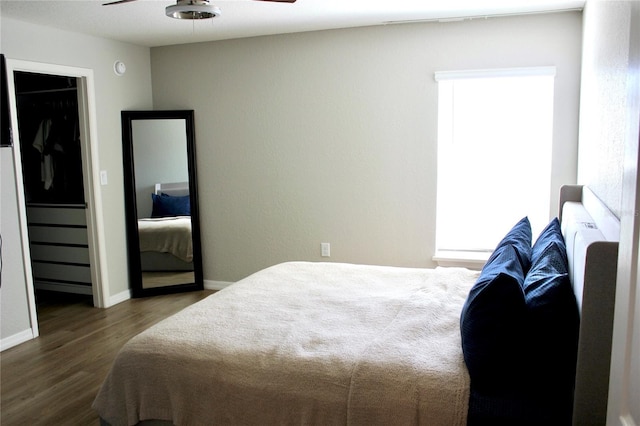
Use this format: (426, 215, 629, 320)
(435, 67, 556, 255)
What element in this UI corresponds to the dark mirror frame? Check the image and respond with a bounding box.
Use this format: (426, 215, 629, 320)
(121, 110, 204, 298)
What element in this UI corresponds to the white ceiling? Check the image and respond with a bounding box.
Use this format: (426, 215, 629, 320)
(0, 0, 585, 48)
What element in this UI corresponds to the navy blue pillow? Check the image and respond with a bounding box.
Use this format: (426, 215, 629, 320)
(531, 218, 566, 265)
(151, 193, 191, 217)
(460, 244, 527, 392)
(493, 217, 532, 273)
(523, 241, 578, 420)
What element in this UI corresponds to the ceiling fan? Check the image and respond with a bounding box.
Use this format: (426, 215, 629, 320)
(102, 0, 296, 20)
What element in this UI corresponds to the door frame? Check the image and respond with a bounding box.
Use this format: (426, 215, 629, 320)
(5, 59, 108, 329)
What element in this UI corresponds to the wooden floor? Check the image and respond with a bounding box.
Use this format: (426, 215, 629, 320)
(0, 289, 215, 426)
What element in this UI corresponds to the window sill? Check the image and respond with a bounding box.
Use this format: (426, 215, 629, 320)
(432, 250, 490, 270)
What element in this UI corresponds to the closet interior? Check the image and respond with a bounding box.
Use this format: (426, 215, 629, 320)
(15, 71, 92, 297)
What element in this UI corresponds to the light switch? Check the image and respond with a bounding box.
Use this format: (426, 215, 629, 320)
(100, 170, 108, 185)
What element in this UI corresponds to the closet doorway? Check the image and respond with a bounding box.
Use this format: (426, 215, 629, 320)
(6, 59, 106, 338)
(14, 72, 93, 302)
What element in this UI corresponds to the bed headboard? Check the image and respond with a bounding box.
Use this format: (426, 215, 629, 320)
(559, 185, 620, 425)
(154, 182, 189, 197)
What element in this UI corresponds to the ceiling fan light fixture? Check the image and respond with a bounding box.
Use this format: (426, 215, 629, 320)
(165, 0, 221, 20)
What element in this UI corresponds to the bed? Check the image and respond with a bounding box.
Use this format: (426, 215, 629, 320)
(94, 184, 619, 425)
(139, 182, 193, 273)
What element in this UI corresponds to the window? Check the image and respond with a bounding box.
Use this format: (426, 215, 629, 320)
(434, 67, 556, 260)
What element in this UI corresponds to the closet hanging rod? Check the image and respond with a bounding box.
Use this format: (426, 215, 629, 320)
(17, 87, 77, 96)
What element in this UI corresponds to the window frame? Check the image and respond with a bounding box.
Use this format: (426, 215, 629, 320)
(432, 66, 557, 268)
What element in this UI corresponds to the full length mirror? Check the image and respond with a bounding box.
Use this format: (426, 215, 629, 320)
(122, 110, 203, 297)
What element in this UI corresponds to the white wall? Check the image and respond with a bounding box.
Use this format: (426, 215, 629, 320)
(0, 17, 152, 344)
(151, 12, 583, 282)
(0, 147, 33, 349)
(578, 1, 632, 216)
(578, 1, 640, 423)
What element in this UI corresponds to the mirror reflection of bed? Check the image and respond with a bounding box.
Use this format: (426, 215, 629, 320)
(139, 182, 194, 289)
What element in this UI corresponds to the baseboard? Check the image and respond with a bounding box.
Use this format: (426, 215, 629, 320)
(1, 328, 35, 352)
(105, 289, 131, 307)
(204, 280, 233, 291)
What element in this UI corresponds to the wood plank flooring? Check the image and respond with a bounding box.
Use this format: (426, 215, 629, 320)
(1, 289, 215, 426)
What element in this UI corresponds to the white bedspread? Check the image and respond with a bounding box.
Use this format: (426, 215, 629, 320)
(93, 262, 478, 426)
(137, 216, 192, 262)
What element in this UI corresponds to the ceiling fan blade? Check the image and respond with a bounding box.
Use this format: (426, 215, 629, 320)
(254, 0, 296, 2)
(102, 0, 139, 6)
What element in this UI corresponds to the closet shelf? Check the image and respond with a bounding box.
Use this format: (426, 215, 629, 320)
(27, 202, 86, 208)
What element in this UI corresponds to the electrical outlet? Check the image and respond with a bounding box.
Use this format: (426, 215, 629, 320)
(321, 243, 330, 257)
